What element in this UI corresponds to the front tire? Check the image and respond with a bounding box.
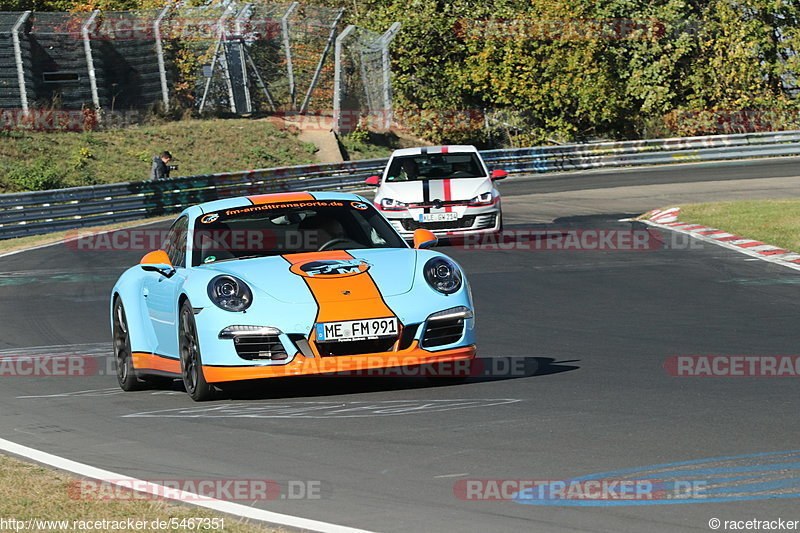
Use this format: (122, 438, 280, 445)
(179, 301, 215, 401)
(113, 298, 143, 391)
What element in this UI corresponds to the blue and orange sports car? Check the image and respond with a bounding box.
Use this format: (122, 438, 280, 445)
(110, 192, 477, 400)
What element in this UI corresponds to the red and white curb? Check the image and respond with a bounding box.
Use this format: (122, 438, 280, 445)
(634, 207, 800, 272)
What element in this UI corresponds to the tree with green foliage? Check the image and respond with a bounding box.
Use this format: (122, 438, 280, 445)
(315, 0, 800, 143)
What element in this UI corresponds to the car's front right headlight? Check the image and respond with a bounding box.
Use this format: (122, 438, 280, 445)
(207, 275, 253, 312)
(380, 198, 408, 211)
(423, 257, 463, 294)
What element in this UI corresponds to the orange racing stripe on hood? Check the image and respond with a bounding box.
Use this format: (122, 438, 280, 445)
(282, 251, 394, 323)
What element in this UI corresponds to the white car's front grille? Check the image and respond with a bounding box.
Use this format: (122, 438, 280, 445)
(400, 216, 477, 231)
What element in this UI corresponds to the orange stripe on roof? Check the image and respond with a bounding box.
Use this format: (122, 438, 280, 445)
(131, 352, 181, 374)
(247, 192, 316, 205)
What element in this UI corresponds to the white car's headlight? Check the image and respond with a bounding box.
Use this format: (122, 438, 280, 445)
(380, 198, 408, 210)
(469, 192, 493, 206)
(423, 257, 463, 294)
(207, 275, 253, 312)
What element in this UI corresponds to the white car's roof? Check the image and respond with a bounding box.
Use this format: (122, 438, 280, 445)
(389, 145, 480, 157)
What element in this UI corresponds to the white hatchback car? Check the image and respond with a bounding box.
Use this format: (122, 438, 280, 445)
(366, 145, 506, 239)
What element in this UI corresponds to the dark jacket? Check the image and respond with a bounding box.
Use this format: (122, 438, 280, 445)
(150, 156, 170, 180)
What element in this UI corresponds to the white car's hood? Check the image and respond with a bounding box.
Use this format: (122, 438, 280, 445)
(379, 178, 491, 204)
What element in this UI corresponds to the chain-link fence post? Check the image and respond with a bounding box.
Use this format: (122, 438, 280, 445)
(11, 11, 30, 115)
(281, 2, 299, 109)
(379, 22, 400, 130)
(81, 10, 101, 112)
(153, 6, 170, 111)
(299, 7, 343, 114)
(332, 24, 355, 133)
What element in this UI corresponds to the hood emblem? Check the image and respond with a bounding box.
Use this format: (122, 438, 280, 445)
(342, 290, 351, 295)
(289, 258, 371, 278)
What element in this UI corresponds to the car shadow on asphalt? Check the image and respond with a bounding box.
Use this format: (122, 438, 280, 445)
(169, 357, 582, 400)
(433, 214, 653, 251)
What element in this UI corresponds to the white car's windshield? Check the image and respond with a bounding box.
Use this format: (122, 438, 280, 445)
(385, 153, 486, 182)
(191, 199, 407, 266)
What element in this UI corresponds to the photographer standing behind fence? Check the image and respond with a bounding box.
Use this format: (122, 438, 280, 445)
(150, 151, 175, 180)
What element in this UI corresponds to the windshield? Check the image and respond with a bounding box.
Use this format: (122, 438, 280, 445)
(191, 199, 407, 266)
(385, 153, 486, 182)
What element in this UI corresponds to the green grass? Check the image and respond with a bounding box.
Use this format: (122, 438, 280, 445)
(678, 198, 800, 252)
(0, 118, 319, 193)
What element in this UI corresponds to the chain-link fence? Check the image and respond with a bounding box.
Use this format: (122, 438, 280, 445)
(196, 2, 343, 115)
(333, 22, 400, 133)
(176, 3, 235, 113)
(0, 3, 400, 130)
(27, 12, 97, 111)
(88, 9, 170, 113)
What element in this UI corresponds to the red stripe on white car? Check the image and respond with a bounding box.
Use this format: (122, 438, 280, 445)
(443, 179, 452, 213)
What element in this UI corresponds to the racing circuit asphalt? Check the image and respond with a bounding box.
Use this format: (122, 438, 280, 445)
(1, 158, 800, 532)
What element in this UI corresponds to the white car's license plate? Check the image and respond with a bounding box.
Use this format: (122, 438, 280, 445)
(419, 212, 458, 223)
(315, 317, 398, 343)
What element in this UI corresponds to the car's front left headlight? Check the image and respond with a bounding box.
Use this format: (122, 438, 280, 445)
(423, 257, 463, 294)
(207, 275, 253, 312)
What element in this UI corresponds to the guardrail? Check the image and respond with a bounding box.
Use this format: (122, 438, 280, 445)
(2, 129, 800, 240)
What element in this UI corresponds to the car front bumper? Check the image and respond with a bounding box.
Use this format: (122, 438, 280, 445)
(189, 288, 477, 383)
(380, 205, 502, 238)
(201, 342, 476, 382)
